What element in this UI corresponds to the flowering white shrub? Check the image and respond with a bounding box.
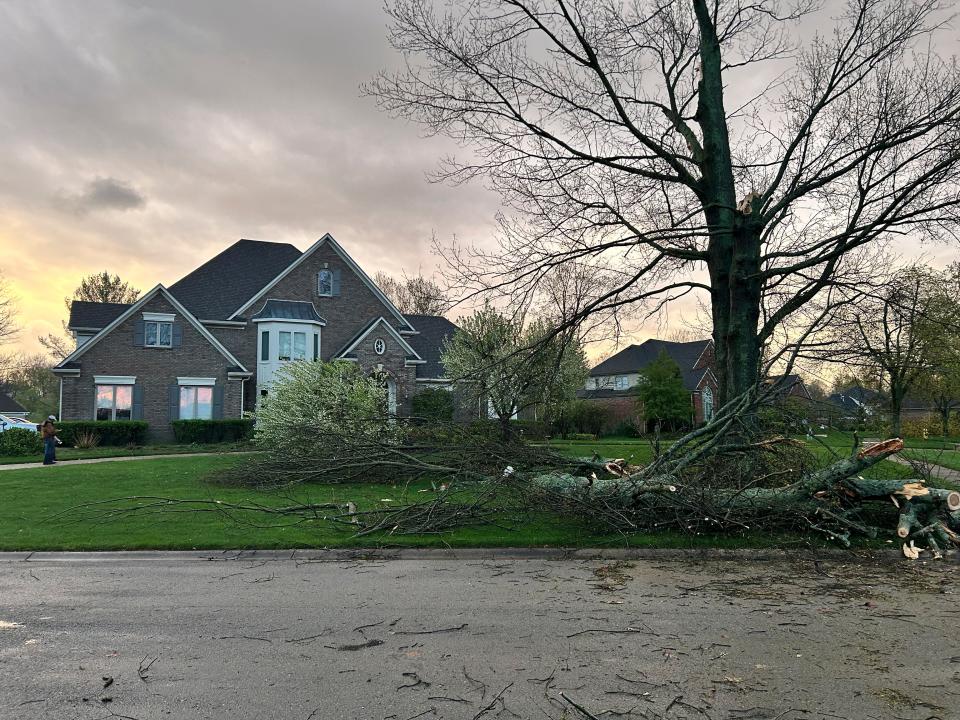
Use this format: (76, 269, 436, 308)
(254, 360, 401, 454)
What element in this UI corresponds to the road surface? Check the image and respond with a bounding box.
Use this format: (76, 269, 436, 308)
(0, 551, 955, 719)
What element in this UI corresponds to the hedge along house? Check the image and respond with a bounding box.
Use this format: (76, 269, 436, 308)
(53, 235, 467, 441)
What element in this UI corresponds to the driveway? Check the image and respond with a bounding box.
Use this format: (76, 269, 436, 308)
(0, 551, 955, 720)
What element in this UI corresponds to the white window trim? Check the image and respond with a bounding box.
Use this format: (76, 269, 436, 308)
(94, 375, 137, 385)
(143, 312, 175, 322)
(374, 338, 385, 355)
(177, 377, 217, 386)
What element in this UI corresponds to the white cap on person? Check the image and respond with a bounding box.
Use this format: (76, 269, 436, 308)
(48, 415, 56, 420)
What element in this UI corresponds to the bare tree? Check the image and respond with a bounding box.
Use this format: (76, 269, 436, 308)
(828, 265, 955, 436)
(367, 0, 960, 410)
(374, 271, 450, 315)
(0, 271, 17, 346)
(39, 271, 141, 360)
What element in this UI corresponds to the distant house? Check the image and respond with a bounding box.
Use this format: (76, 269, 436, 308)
(52, 235, 475, 441)
(0, 388, 28, 419)
(827, 385, 883, 420)
(762, 374, 812, 402)
(578, 339, 717, 429)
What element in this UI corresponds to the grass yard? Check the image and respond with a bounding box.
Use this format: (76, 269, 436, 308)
(0, 453, 846, 552)
(0, 442, 255, 465)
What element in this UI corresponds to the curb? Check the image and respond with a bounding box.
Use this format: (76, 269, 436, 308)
(0, 546, 925, 564)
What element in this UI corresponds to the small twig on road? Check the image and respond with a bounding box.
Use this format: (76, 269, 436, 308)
(559, 692, 601, 719)
(325, 639, 384, 651)
(397, 671, 431, 692)
(394, 623, 468, 635)
(471, 682, 513, 719)
(137, 656, 158, 681)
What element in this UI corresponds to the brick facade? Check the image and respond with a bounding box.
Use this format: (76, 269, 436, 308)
(208, 241, 412, 411)
(59, 294, 244, 442)
(57, 238, 461, 438)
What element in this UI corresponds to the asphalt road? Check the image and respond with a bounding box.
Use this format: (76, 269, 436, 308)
(0, 551, 956, 720)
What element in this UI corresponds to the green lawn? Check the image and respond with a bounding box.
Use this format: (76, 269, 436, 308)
(0, 453, 847, 552)
(0, 442, 255, 465)
(0, 435, 935, 552)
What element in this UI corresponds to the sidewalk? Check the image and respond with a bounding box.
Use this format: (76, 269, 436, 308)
(0, 451, 253, 471)
(889, 454, 960, 483)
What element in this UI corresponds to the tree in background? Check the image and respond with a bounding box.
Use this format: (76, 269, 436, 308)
(374, 272, 448, 316)
(0, 271, 17, 346)
(830, 265, 957, 437)
(441, 304, 587, 440)
(370, 0, 960, 410)
(636, 351, 691, 432)
(1, 354, 58, 421)
(39, 271, 141, 359)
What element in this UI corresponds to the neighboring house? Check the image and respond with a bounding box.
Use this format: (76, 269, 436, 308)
(578, 339, 717, 429)
(0, 388, 29, 419)
(762, 374, 812, 402)
(53, 236, 470, 440)
(827, 385, 884, 420)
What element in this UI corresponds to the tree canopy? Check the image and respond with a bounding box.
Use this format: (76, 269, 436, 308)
(374, 272, 449, 316)
(636, 351, 692, 428)
(369, 0, 960, 410)
(441, 304, 587, 437)
(40, 271, 141, 359)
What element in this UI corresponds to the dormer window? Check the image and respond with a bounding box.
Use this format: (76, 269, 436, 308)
(317, 269, 333, 297)
(145, 321, 172, 348)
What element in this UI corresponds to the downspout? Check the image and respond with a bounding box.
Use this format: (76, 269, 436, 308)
(58, 377, 63, 420)
(240, 378, 246, 417)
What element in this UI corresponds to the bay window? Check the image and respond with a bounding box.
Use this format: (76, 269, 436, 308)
(278, 331, 307, 361)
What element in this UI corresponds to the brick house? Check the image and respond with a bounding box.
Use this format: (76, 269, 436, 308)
(578, 339, 717, 430)
(53, 235, 469, 440)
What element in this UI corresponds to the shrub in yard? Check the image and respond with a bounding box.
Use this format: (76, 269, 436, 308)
(172, 419, 254, 444)
(73, 430, 101, 449)
(57, 421, 148, 447)
(0, 427, 43, 456)
(410, 388, 455, 423)
(254, 360, 401, 453)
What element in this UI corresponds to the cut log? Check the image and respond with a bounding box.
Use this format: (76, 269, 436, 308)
(897, 503, 918, 539)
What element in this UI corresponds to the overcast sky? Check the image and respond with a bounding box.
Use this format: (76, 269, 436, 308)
(0, 0, 502, 356)
(1, 1, 958, 365)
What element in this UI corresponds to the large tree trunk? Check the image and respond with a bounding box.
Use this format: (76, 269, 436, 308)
(694, 0, 764, 407)
(889, 384, 905, 438)
(709, 228, 764, 405)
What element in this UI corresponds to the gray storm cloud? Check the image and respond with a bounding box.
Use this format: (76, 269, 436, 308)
(60, 177, 147, 216)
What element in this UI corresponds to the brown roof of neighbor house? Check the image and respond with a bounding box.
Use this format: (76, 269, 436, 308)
(169, 239, 303, 320)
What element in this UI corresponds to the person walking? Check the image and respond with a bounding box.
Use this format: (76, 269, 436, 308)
(40, 415, 59, 465)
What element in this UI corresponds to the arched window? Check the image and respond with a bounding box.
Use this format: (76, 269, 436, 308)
(702, 387, 714, 423)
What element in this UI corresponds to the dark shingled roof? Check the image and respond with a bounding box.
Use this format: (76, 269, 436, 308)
(68, 301, 131, 330)
(828, 385, 884, 414)
(404, 314, 460, 380)
(0, 389, 28, 415)
(169, 239, 302, 320)
(250, 299, 326, 324)
(590, 339, 712, 391)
